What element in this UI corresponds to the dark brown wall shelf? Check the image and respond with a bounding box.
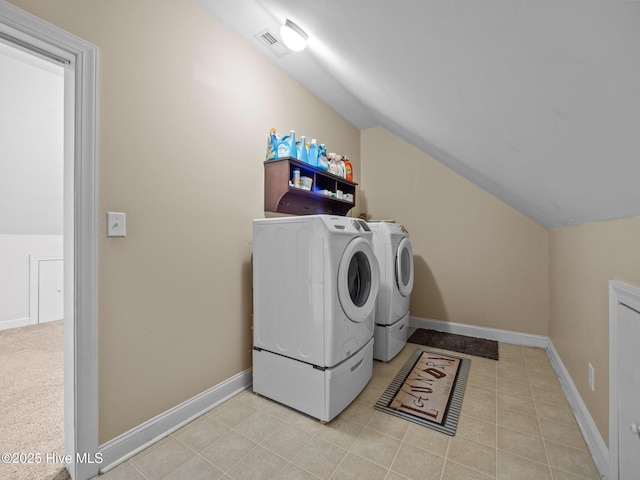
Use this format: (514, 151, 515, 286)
(264, 157, 357, 216)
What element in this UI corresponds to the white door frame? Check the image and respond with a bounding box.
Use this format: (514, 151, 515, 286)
(0, 2, 98, 479)
(609, 280, 640, 480)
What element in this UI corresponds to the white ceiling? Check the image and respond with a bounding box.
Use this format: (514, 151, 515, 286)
(199, 0, 640, 229)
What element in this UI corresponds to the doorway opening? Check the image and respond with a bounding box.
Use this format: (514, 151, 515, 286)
(0, 2, 98, 479)
(0, 39, 65, 480)
(0, 40, 64, 332)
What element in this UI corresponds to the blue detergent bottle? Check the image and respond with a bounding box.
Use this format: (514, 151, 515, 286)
(308, 138, 319, 167)
(288, 130, 297, 159)
(276, 135, 291, 158)
(298, 135, 309, 163)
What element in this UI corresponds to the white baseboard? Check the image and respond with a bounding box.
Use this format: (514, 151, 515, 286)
(547, 343, 608, 479)
(409, 316, 550, 348)
(409, 316, 607, 479)
(0, 317, 29, 331)
(98, 369, 252, 473)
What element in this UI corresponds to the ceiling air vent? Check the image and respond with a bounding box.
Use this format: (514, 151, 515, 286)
(254, 29, 291, 58)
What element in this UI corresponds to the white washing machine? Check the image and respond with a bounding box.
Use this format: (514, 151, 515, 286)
(252, 215, 380, 422)
(368, 221, 414, 361)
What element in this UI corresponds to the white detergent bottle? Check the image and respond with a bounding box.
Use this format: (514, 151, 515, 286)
(328, 156, 339, 175)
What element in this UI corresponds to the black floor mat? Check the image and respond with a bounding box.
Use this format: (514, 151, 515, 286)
(407, 328, 499, 360)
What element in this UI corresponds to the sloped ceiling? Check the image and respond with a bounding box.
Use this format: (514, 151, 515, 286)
(198, 0, 640, 229)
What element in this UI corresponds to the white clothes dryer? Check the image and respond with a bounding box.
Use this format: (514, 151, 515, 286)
(252, 215, 380, 422)
(368, 221, 414, 361)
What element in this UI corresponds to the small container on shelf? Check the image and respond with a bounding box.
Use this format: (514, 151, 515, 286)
(300, 176, 313, 191)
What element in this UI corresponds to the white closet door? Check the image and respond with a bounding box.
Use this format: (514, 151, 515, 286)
(38, 259, 63, 323)
(617, 302, 640, 480)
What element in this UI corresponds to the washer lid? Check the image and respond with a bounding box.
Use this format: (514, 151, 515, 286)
(338, 237, 380, 323)
(396, 237, 414, 297)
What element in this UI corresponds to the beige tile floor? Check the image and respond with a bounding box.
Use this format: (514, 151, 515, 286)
(96, 342, 601, 480)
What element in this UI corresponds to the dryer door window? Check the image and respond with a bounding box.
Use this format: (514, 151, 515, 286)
(396, 237, 414, 297)
(348, 250, 372, 307)
(338, 237, 380, 323)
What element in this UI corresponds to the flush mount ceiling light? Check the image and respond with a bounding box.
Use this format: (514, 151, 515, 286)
(280, 19, 308, 51)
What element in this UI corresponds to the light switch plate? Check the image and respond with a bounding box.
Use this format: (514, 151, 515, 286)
(107, 212, 126, 237)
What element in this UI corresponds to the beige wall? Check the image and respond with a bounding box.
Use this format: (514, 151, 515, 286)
(361, 127, 549, 335)
(8, 0, 360, 443)
(549, 215, 640, 443)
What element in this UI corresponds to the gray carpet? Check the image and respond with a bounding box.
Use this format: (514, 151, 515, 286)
(0, 321, 68, 480)
(407, 328, 499, 360)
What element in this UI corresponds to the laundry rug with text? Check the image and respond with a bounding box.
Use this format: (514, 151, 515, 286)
(374, 349, 470, 435)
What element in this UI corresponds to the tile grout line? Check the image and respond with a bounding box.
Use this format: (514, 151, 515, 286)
(519, 345, 542, 465)
(352, 403, 398, 476)
(128, 460, 152, 480)
(384, 412, 412, 480)
(438, 433, 453, 480)
(169, 431, 230, 479)
(130, 434, 200, 480)
(310, 419, 351, 480)
(268, 399, 374, 480)
(526, 350, 554, 480)
(242, 404, 320, 480)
